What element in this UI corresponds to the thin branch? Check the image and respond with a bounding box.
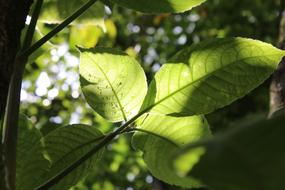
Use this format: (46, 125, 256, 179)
(2, 60, 25, 190)
(2, 0, 100, 188)
(0, 115, 3, 142)
(0, 142, 9, 190)
(22, 0, 44, 51)
(19, 0, 98, 58)
(2, 0, 43, 189)
(2, 0, 43, 141)
(269, 5, 285, 118)
(34, 107, 155, 190)
(50, 135, 105, 170)
(35, 127, 126, 190)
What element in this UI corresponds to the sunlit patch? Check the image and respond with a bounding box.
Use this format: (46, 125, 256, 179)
(42, 99, 51, 107)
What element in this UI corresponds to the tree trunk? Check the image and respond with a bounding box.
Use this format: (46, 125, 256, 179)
(1, 143, 9, 190)
(269, 6, 285, 118)
(0, 0, 33, 189)
(0, 0, 33, 118)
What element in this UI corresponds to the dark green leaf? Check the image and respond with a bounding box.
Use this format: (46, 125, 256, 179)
(175, 113, 285, 190)
(17, 124, 104, 190)
(16, 115, 45, 190)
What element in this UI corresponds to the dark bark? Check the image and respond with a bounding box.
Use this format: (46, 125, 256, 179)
(269, 9, 285, 117)
(0, 0, 33, 118)
(0, 1, 34, 189)
(0, 143, 9, 190)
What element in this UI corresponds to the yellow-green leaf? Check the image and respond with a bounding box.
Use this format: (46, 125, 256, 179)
(132, 114, 211, 188)
(110, 0, 206, 13)
(79, 47, 148, 122)
(39, 0, 105, 29)
(142, 38, 285, 116)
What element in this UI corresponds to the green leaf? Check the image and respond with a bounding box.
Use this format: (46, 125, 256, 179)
(142, 38, 285, 116)
(132, 114, 211, 188)
(109, 0, 206, 13)
(21, 25, 54, 63)
(16, 115, 46, 190)
(17, 124, 104, 190)
(79, 47, 148, 122)
(175, 112, 285, 190)
(69, 25, 103, 51)
(39, 0, 105, 29)
(17, 115, 42, 166)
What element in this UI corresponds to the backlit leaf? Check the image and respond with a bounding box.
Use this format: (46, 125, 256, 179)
(132, 114, 211, 188)
(79, 47, 148, 122)
(142, 38, 285, 116)
(109, 0, 206, 13)
(39, 0, 105, 29)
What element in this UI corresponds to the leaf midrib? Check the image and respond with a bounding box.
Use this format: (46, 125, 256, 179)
(47, 135, 104, 169)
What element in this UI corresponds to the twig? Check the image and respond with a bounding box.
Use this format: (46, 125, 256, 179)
(2, 1, 43, 189)
(19, 0, 98, 58)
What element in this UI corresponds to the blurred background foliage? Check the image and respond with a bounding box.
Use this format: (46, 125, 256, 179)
(20, 0, 282, 189)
